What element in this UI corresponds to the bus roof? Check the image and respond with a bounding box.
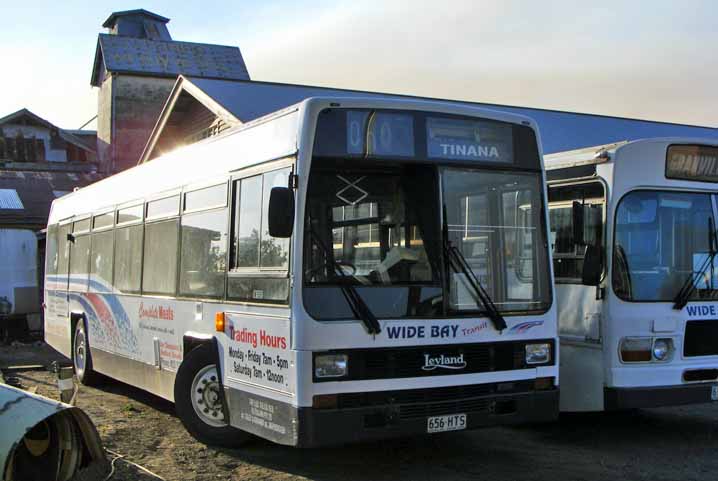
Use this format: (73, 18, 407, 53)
(49, 96, 539, 224)
(544, 137, 718, 170)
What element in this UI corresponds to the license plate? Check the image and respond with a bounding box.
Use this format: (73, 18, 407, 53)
(427, 414, 467, 433)
(711, 385, 718, 401)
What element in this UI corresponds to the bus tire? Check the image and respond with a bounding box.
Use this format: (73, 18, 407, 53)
(174, 343, 252, 447)
(73, 320, 101, 386)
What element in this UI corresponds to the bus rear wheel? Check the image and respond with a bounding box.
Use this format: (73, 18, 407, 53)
(174, 343, 252, 447)
(73, 320, 101, 386)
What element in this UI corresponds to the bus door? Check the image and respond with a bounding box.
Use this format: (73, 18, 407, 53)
(48, 222, 72, 354)
(548, 181, 605, 411)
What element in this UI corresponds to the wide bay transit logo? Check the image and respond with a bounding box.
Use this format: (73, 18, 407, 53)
(421, 353, 467, 371)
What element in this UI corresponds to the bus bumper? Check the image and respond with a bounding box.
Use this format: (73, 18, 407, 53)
(604, 384, 718, 410)
(295, 387, 559, 448)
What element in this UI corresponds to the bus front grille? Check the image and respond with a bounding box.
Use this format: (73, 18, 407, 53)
(684, 320, 718, 357)
(337, 380, 534, 419)
(338, 383, 497, 409)
(399, 398, 493, 419)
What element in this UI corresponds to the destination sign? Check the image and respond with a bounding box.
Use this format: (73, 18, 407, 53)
(347, 111, 415, 157)
(315, 109, 537, 167)
(666, 145, 718, 182)
(426, 117, 513, 163)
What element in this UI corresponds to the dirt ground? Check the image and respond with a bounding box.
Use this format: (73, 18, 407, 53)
(2, 342, 718, 481)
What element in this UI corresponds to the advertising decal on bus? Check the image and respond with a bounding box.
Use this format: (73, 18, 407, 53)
(224, 313, 294, 394)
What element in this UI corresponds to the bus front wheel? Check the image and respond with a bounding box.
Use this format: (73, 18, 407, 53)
(174, 343, 252, 447)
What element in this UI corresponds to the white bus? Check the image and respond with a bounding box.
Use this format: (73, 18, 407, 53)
(546, 138, 718, 411)
(44, 97, 558, 447)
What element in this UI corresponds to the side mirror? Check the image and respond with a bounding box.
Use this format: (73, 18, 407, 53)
(268, 187, 295, 238)
(572, 201, 584, 246)
(582, 244, 602, 286)
(66, 233, 75, 243)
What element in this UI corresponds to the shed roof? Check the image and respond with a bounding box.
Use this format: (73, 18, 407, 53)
(59, 130, 97, 153)
(90, 34, 250, 86)
(0, 109, 96, 154)
(0, 171, 102, 228)
(0, 108, 57, 131)
(139, 76, 718, 164)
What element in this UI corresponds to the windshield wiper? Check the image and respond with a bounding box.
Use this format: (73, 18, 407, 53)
(308, 229, 381, 335)
(673, 217, 718, 310)
(442, 207, 507, 332)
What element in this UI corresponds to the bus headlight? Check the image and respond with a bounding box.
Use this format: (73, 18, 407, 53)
(314, 354, 348, 379)
(525, 343, 551, 365)
(652, 338, 673, 361)
(620, 338, 652, 362)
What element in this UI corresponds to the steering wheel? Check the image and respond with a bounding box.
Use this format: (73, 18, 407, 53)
(334, 260, 357, 276)
(305, 260, 357, 279)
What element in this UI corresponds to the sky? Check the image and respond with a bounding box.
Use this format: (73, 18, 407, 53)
(0, 0, 716, 130)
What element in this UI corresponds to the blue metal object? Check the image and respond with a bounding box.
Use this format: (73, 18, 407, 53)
(0, 382, 108, 480)
(91, 34, 250, 86)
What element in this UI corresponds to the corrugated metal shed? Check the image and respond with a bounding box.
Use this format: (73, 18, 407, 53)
(0, 171, 101, 228)
(0, 189, 23, 209)
(90, 34, 250, 86)
(143, 76, 717, 159)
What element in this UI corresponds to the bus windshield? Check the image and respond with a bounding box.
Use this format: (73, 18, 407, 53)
(303, 160, 552, 319)
(442, 168, 550, 313)
(613, 190, 718, 302)
(304, 163, 438, 287)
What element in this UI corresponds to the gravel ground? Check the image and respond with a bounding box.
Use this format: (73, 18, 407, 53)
(2, 342, 718, 481)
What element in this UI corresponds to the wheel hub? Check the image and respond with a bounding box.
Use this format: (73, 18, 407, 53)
(74, 332, 86, 373)
(191, 365, 226, 427)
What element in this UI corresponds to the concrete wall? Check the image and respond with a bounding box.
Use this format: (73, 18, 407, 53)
(0, 229, 38, 315)
(96, 73, 113, 173)
(0, 124, 67, 162)
(97, 74, 175, 174)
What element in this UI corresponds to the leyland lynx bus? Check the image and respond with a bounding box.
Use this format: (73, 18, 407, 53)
(45, 97, 557, 447)
(546, 138, 718, 411)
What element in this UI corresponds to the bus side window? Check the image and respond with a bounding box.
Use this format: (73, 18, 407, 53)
(90, 230, 114, 293)
(143, 195, 180, 296)
(179, 183, 228, 299)
(114, 204, 143, 294)
(45, 224, 59, 290)
(57, 223, 71, 290)
(89, 212, 115, 293)
(228, 167, 292, 304)
(69, 219, 91, 292)
(548, 182, 605, 284)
